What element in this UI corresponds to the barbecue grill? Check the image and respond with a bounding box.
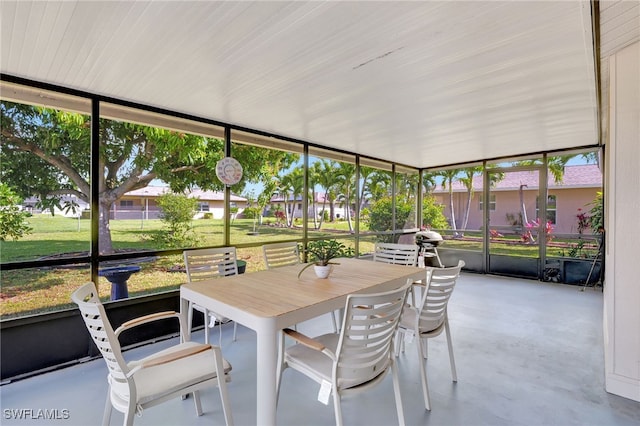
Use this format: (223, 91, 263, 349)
(415, 230, 444, 267)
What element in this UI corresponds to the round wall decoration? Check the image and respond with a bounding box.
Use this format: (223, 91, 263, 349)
(215, 157, 243, 185)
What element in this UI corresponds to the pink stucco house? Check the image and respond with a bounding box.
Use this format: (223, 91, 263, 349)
(432, 164, 602, 235)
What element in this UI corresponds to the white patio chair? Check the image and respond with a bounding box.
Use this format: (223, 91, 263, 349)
(262, 241, 301, 269)
(373, 242, 419, 266)
(263, 241, 338, 332)
(184, 247, 239, 345)
(276, 280, 412, 426)
(395, 260, 464, 411)
(71, 282, 233, 426)
(373, 242, 420, 303)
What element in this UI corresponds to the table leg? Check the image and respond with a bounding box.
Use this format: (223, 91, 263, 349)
(180, 296, 191, 344)
(256, 319, 278, 426)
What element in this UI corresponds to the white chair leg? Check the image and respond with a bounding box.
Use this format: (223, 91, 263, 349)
(187, 302, 194, 337)
(332, 391, 343, 426)
(330, 311, 339, 333)
(124, 406, 135, 426)
(394, 329, 404, 357)
(416, 337, 431, 411)
(102, 393, 112, 426)
(444, 318, 457, 382)
(203, 310, 210, 345)
(276, 331, 285, 405)
(192, 390, 203, 416)
(232, 322, 237, 342)
(391, 359, 406, 426)
(211, 347, 234, 426)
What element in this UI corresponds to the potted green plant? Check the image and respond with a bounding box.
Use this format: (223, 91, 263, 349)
(298, 239, 350, 279)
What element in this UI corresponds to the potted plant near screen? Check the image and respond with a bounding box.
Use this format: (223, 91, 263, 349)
(298, 239, 351, 279)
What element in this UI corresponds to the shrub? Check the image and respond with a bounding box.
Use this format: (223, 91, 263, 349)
(0, 183, 32, 241)
(588, 191, 603, 232)
(242, 207, 261, 219)
(366, 195, 448, 243)
(145, 193, 199, 248)
(422, 195, 449, 230)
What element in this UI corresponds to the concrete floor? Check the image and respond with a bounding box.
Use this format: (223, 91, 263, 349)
(1, 273, 638, 426)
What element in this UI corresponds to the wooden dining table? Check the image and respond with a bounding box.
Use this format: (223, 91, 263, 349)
(180, 257, 425, 426)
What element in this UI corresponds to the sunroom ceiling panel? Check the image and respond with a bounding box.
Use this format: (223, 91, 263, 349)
(1, 1, 598, 168)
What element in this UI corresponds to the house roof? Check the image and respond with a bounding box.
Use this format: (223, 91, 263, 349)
(433, 164, 603, 193)
(125, 186, 247, 202)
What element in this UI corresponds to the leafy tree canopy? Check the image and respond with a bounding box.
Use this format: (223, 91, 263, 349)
(0, 101, 297, 252)
(0, 182, 32, 241)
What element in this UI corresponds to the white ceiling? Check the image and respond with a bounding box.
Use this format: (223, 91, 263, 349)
(0, 1, 599, 168)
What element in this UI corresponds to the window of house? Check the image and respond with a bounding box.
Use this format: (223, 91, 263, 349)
(120, 200, 134, 207)
(199, 202, 210, 212)
(479, 194, 496, 211)
(536, 195, 556, 224)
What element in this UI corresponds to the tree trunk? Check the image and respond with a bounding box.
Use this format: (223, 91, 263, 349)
(318, 192, 328, 229)
(98, 201, 114, 254)
(311, 191, 318, 230)
(519, 185, 529, 225)
(519, 184, 535, 243)
(448, 188, 457, 234)
(345, 194, 353, 233)
(289, 197, 297, 227)
(282, 197, 289, 226)
(461, 188, 473, 235)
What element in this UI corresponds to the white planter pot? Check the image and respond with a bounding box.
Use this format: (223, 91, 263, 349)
(313, 264, 333, 279)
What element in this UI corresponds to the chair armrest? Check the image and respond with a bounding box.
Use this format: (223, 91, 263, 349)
(115, 311, 180, 337)
(283, 328, 325, 352)
(142, 344, 212, 369)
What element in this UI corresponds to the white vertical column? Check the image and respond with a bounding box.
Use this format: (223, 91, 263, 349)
(604, 40, 640, 402)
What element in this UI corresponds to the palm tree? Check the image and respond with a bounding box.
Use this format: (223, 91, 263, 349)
(358, 166, 375, 213)
(308, 165, 319, 229)
(422, 171, 438, 196)
(335, 163, 356, 232)
(514, 155, 574, 241)
(367, 170, 392, 203)
(438, 169, 461, 234)
(396, 172, 419, 203)
(457, 166, 483, 234)
(277, 172, 293, 226)
(312, 160, 340, 229)
(516, 155, 573, 184)
(257, 179, 278, 227)
(279, 168, 304, 227)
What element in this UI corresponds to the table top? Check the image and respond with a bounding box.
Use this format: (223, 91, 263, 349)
(181, 257, 424, 319)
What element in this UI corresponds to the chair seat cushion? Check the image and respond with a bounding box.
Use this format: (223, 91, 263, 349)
(399, 305, 443, 333)
(111, 342, 232, 405)
(285, 334, 386, 391)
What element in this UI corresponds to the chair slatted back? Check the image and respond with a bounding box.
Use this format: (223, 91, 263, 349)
(373, 243, 419, 266)
(263, 242, 300, 269)
(334, 280, 412, 388)
(417, 260, 464, 332)
(71, 283, 129, 381)
(184, 247, 238, 282)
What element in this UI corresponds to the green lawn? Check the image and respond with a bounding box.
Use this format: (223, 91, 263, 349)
(0, 215, 359, 319)
(0, 215, 597, 319)
(0, 215, 359, 263)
